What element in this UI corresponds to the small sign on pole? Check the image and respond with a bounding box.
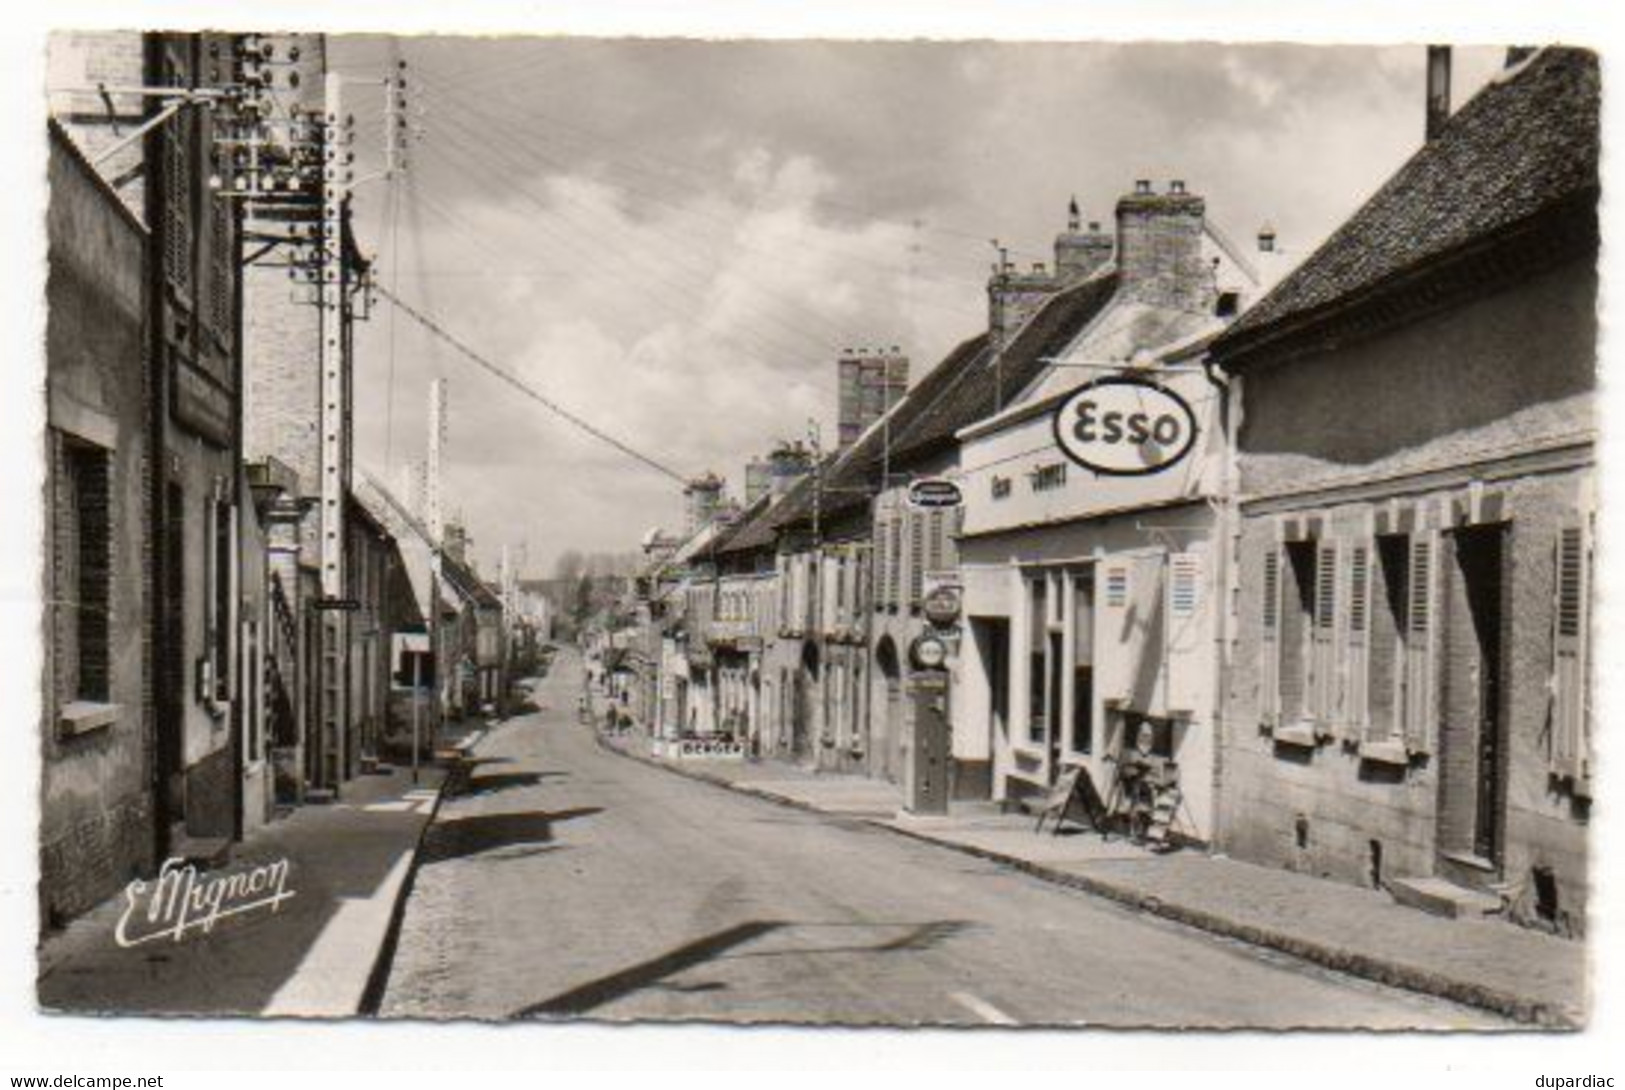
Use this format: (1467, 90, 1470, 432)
(906, 478, 964, 510)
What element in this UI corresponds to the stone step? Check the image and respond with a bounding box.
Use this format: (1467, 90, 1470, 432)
(167, 833, 231, 869)
(1388, 874, 1505, 919)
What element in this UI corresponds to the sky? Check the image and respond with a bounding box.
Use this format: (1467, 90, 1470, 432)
(330, 37, 1507, 577)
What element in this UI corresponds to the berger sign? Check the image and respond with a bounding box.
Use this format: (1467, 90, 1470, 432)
(907, 478, 963, 509)
(1053, 376, 1198, 477)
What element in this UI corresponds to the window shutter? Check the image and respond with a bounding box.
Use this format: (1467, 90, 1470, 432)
(1260, 547, 1281, 727)
(1312, 541, 1338, 728)
(908, 510, 925, 604)
(873, 515, 890, 611)
(888, 517, 903, 607)
(1095, 560, 1134, 704)
(926, 509, 945, 574)
(1347, 542, 1371, 737)
(1164, 551, 1206, 715)
(1403, 533, 1438, 754)
(1551, 521, 1590, 782)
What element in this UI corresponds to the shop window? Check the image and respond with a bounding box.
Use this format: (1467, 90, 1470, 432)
(1071, 569, 1095, 755)
(1028, 576, 1048, 743)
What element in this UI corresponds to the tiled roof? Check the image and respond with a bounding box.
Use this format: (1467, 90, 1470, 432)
(719, 272, 1121, 551)
(1216, 48, 1599, 356)
(890, 272, 1118, 459)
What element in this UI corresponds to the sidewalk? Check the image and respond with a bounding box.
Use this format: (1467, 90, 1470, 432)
(599, 725, 1587, 1027)
(37, 761, 450, 1018)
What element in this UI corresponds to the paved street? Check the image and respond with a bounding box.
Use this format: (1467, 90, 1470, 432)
(379, 648, 1503, 1028)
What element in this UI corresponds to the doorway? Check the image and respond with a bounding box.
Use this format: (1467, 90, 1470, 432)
(1437, 523, 1509, 876)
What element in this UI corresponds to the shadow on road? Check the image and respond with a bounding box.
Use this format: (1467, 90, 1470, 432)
(511, 918, 974, 1018)
(515, 921, 786, 1018)
(452, 770, 570, 798)
(421, 806, 603, 864)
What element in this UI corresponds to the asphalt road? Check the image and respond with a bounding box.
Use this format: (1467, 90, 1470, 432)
(378, 648, 1502, 1028)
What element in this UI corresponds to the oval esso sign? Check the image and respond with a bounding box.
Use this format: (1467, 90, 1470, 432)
(1052, 376, 1199, 477)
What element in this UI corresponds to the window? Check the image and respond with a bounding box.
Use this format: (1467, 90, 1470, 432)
(1278, 541, 1317, 726)
(56, 435, 113, 705)
(1071, 570, 1094, 755)
(1368, 536, 1409, 741)
(1028, 576, 1048, 743)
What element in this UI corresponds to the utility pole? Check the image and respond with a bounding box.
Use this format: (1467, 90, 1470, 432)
(312, 62, 411, 792)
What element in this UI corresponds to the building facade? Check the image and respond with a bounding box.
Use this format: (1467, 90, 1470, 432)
(1210, 48, 1598, 931)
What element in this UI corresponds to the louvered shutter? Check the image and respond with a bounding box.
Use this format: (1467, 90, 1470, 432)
(926, 509, 945, 574)
(888, 517, 903, 608)
(873, 515, 890, 611)
(1260, 547, 1282, 727)
(1164, 551, 1206, 715)
(1095, 560, 1134, 704)
(1310, 541, 1338, 729)
(1551, 521, 1589, 781)
(1347, 542, 1372, 737)
(908, 510, 925, 604)
(1402, 533, 1438, 754)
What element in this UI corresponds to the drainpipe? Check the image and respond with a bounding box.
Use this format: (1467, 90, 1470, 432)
(1202, 353, 1237, 850)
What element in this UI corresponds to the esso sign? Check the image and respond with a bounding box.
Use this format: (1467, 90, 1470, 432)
(1052, 376, 1198, 477)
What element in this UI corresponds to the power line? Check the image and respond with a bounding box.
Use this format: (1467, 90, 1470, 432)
(373, 282, 691, 485)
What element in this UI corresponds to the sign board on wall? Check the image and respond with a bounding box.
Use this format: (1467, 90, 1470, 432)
(1052, 376, 1198, 477)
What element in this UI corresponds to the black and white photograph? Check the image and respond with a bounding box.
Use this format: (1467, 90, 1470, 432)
(3, 1, 1620, 1077)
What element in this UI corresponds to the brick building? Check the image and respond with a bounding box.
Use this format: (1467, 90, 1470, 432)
(1209, 48, 1598, 932)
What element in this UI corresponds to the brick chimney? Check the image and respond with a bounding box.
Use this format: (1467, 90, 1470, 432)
(1114, 179, 1214, 313)
(1426, 46, 1451, 142)
(766, 441, 813, 498)
(683, 472, 725, 535)
(1053, 197, 1114, 282)
(836, 348, 908, 449)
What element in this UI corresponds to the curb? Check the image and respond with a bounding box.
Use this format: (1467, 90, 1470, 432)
(357, 759, 462, 1017)
(595, 729, 1578, 1029)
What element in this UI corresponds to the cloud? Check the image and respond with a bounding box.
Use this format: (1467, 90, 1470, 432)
(339, 36, 1505, 575)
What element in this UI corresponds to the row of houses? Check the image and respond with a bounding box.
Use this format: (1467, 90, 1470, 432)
(40, 32, 523, 930)
(622, 47, 1597, 935)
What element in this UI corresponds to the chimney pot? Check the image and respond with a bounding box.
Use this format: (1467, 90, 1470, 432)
(1257, 223, 1277, 253)
(1169, 179, 1186, 194)
(1135, 179, 1152, 195)
(1426, 45, 1452, 142)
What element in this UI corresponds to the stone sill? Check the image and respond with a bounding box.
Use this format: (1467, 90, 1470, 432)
(1358, 738, 1411, 767)
(1271, 722, 1319, 748)
(58, 701, 122, 738)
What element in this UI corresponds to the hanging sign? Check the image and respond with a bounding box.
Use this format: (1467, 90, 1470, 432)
(907, 478, 964, 510)
(1052, 376, 1198, 477)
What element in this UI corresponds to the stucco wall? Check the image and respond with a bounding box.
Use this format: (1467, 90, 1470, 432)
(41, 132, 154, 925)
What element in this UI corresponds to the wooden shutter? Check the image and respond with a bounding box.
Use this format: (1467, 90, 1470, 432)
(1095, 560, 1135, 704)
(908, 510, 925, 604)
(1551, 521, 1590, 781)
(1260, 547, 1281, 727)
(1402, 533, 1438, 754)
(1164, 551, 1206, 715)
(926, 509, 945, 574)
(1346, 542, 1371, 737)
(888, 517, 903, 608)
(873, 514, 890, 611)
(1311, 541, 1338, 729)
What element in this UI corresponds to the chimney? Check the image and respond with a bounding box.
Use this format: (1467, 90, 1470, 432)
(1054, 200, 1113, 283)
(1426, 45, 1452, 142)
(1257, 223, 1277, 253)
(1114, 179, 1214, 313)
(767, 441, 813, 498)
(682, 472, 724, 535)
(744, 459, 771, 506)
(837, 348, 908, 449)
(442, 521, 469, 565)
